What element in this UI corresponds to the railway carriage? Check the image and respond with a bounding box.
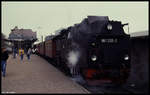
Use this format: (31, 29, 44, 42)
(39, 42, 45, 56)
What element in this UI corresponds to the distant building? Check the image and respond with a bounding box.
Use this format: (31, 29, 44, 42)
(8, 26, 37, 52)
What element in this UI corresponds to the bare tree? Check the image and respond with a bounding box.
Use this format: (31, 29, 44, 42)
(1, 33, 7, 48)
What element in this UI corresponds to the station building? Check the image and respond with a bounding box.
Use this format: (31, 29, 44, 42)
(8, 26, 37, 53)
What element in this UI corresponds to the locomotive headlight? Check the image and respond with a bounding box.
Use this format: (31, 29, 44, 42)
(124, 55, 129, 60)
(91, 55, 97, 61)
(107, 24, 112, 30)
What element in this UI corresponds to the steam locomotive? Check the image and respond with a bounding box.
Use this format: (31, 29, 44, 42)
(35, 16, 131, 84)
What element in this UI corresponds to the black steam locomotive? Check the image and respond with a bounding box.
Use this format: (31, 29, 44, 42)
(36, 16, 131, 84)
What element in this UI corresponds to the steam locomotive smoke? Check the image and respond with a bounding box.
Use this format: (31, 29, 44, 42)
(67, 50, 80, 66)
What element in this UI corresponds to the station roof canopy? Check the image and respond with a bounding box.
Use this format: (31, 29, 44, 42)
(8, 39, 24, 41)
(130, 31, 148, 38)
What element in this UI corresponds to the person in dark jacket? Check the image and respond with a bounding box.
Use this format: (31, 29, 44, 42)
(1, 47, 9, 77)
(27, 48, 31, 60)
(13, 47, 17, 58)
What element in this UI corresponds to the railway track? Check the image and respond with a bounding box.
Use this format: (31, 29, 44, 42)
(82, 83, 134, 94)
(70, 75, 145, 94)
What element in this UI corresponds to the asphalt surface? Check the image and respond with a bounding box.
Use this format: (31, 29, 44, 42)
(1, 54, 90, 94)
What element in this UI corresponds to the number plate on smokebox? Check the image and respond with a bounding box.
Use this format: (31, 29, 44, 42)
(101, 38, 118, 43)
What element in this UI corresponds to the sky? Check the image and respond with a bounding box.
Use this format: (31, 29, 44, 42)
(2, 1, 149, 43)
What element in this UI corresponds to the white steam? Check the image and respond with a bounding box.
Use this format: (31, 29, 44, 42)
(67, 50, 80, 67)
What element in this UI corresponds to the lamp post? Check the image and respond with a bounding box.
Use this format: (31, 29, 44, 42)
(37, 26, 43, 43)
(41, 35, 43, 42)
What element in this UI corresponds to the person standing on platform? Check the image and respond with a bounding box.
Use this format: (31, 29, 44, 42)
(13, 47, 17, 58)
(1, 47, 9, 77)
(19, 48, 24, 61)
(27, 48, 31, 60)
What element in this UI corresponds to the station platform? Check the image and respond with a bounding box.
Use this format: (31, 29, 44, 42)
(2, 54, 90, 94)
